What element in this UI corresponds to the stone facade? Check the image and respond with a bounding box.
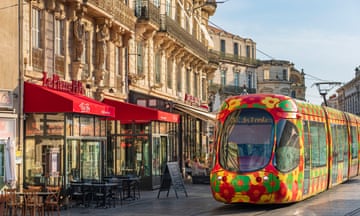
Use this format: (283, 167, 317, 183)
(207, 25, 258, 111)
(257, 60, 306, 100)
(0, 0, 218, 189)
(336, 70, 360, 115)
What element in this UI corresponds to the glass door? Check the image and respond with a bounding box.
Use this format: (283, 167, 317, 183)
(152, 135, 168, 176)
(81, 141, 101, 180)
(66, 139, 104, 184)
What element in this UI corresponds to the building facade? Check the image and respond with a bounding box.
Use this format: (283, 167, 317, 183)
(256, 60, 306, 100)
(336, 69, 360, 115)
(0, 0, 19, 189)
(0, 0, 218, 191)
(207, 25, 258, 111)
(207, 26, 306, 113)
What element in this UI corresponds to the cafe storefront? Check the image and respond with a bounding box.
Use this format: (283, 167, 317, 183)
(23, 81, 115, 189)
(102, 98, 179, 190)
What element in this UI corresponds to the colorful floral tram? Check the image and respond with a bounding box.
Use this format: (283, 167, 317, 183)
(210, 94, 360, 204)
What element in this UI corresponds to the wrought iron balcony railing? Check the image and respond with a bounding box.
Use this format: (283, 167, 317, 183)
(209, 50, 260, 66)
(86, 0, 136, 30)
(134, 1, 208, 61)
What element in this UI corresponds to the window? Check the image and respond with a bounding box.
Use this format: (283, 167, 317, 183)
(115, 47, 121, 76)
(220, 109, 274, 172)
(166, 0, 171, 16)
(283, 69, 288, 80)
(193, 73, 199, 97)
(233, 42, 239, 57)
(153, 0, 160, 7)
(176, 66, 182, 92)
(234, 71, 240, 87)
(32, 8, 41, 48)
(137, 42, 144, 75)
(220, 39, 226, 54)
(167, 58, 173, 88)
(247, 73, 252, 89)
(246, 45, 250, 58)
(351, 126, 358, 159)
(54, 19, 63, 55)
(154, 52, 161, 83)
(202, 78, 206, 101)
(310, 121, 327, 167)
(275, 120, 300, 172)
(186, 69, 191, 94)
(264, 69, 269, 80)
(221, 70, 226, 86)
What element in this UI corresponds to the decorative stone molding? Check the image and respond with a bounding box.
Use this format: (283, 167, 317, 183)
(94, 69, 105, 86)
(71, 61, 83, 80)
(151, 83, 163, 89)
(128, 73, 145, 84)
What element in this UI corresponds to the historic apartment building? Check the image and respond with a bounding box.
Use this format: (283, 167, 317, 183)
(0, 0, 218, 190)
(336, 68, 360, 115)
(207, 26, 306, 113)
(256, 60, 306, 101)
(207, 25, 258, 111)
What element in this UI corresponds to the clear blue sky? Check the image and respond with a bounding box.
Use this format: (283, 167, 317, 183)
(210, 0, 360, 105)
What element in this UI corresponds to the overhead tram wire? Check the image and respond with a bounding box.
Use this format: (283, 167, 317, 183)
(208, 20, 276, 60)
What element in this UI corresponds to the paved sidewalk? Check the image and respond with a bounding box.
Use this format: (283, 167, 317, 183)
(60, 183, 222, 216)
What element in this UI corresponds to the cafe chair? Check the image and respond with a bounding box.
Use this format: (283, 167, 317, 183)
(4, 188, 21, 216)
(92, 182, 110, 208)
(107, 178, 123, 206)
(23, 188, 44, 216)
(26, 186, 42, 192)
(69, 182, 86, 207)
(44, 186, 61, 216)
(0, 193, 6, 216)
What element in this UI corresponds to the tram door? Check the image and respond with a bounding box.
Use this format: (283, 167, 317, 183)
(331, 125, 339, 185)
(303, 121, 310, 195)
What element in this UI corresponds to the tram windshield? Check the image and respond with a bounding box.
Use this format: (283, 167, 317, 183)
(219, 109, 274, 172)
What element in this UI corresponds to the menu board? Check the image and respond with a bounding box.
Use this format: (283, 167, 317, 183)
(157, 162, 188, 199)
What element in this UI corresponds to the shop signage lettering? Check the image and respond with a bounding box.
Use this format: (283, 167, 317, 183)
(79, 102, 91, 112)
(240, 116, 272, 124)
(184, 93, 200, 105)
(42, 72, 85, 94)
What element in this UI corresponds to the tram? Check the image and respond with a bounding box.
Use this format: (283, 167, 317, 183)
(210, 93, 360, 204)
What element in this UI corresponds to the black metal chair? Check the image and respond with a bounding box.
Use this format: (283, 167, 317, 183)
(106, 178, 123, 206)
(69, 182, 87, 207)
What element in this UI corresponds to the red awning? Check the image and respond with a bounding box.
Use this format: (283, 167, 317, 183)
(24, 82, 115, 117)
(102, 98, 179, 123)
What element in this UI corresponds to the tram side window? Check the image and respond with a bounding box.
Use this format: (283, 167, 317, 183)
(275, 120, 300, 172)
(351, 126, 358, 159)
(303, 120, 311, 168)
(310, 121, 327, 167)
(331, 124, 347, 162)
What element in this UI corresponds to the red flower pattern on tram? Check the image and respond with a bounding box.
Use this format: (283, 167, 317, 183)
(219, 182, 235, 202)
(248, 184, 266, 202)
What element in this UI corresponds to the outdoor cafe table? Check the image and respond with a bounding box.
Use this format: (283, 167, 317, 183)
(70, 182, 118, 208)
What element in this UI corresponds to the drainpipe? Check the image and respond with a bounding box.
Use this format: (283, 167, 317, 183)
(18, 0, 24, 189)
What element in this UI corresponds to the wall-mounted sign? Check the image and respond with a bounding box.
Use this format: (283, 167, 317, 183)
(42, 72, 85, 94)
(0, 90, 13, 109)
(184, 93, 200, 106)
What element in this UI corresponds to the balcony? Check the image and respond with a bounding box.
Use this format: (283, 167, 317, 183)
(134, 1, 208, 61)
(135, 0, 161, 26)
(209, 50, 260, 66)
(159, 15, 208, 61)
(86, 0, 136, 30)
(209, 83, 256, 95)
